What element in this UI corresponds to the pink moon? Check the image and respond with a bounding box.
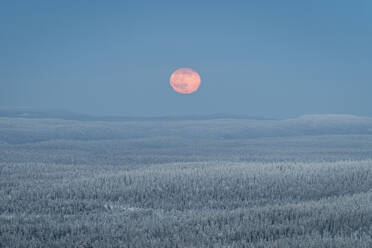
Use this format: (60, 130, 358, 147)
(169, 68, 201, 94)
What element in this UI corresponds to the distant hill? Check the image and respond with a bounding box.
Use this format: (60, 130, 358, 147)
(0, 108, 269, 121)
(0, 108, 95, 121)
(0, 110, 372, 144)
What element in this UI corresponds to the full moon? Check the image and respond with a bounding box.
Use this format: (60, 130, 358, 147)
(169, 68, 201, 94)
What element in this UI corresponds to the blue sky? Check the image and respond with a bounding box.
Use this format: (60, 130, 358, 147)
(1, 0, 371, 118)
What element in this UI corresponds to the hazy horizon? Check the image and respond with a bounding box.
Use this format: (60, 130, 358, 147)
(2, 106, 372, 121)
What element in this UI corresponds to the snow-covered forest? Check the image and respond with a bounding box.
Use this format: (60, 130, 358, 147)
(1, 115, 372, 247)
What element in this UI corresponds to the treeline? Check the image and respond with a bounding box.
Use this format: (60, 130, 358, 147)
(1, 135, 372, 166)
(1, 116, 372, 144)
